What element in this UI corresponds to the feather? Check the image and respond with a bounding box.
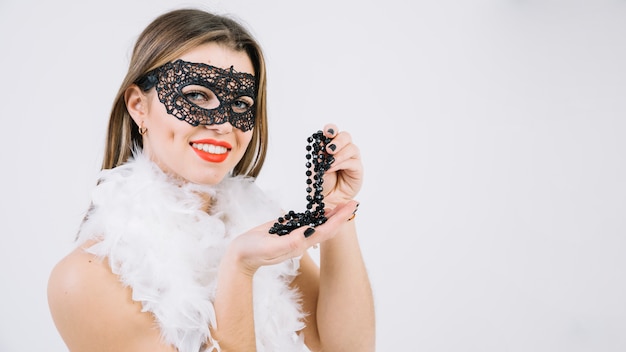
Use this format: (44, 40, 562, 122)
(77, 150, 310, 352)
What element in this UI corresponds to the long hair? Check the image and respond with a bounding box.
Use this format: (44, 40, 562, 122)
(102, 8, 268, 177)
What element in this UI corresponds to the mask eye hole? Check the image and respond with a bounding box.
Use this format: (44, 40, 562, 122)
(181, 85, 220, 109)
(232, 96, 254, 114)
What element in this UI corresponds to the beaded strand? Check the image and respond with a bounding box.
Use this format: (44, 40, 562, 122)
(269, 130, 335, 236)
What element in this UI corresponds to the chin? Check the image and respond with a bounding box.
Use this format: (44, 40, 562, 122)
(187, 172, 228, 186)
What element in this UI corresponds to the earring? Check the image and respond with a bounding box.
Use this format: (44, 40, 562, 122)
(139, 122, 147, 135)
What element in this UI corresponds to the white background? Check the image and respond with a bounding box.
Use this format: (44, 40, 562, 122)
(1, 0, 625, 351)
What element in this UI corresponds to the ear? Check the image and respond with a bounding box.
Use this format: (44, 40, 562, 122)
(124, 84, 149, 126)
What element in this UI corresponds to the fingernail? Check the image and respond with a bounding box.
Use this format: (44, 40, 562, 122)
(304, 227, 315, 238)
(327, 128, 335, 135)
(328, 144, 336, 152)
(347, 204, 359, 221)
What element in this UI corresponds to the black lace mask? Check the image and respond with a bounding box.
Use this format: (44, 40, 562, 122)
(136, 59, 257, 132)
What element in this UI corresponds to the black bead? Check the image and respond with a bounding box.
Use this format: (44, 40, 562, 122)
(270, 130, 335, 236)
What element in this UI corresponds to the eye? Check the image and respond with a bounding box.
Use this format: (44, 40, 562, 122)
(232, 97, 254, 113)
(182, 85, 219, 109)
(185, 91, 208, 103)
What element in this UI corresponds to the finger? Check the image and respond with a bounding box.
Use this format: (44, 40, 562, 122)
(327, 157, 362, 176)
(303, 200, 360, 245)
(323, 199, 359, 219)
(326, 143, 361, 173)
(325, 131, 353, 155)
(323, 124, 339, 139)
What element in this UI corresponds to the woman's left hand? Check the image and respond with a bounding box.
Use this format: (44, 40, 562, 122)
(319, 124, 363, 209)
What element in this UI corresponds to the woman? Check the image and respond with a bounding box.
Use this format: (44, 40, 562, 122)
(47, 8, 375, 352)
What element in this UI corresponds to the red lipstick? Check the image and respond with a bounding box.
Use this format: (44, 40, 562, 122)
(190, 139, 232, 163)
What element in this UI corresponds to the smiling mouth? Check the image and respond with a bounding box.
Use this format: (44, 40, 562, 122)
(191, 142, 229, 154)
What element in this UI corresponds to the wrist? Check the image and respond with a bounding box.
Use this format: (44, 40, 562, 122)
(220, 245, 258, 279)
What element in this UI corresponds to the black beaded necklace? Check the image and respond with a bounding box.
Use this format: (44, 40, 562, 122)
(269, 130, 335, 236)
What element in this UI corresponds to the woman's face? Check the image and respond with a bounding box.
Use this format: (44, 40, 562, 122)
(138, 42, 255, 185)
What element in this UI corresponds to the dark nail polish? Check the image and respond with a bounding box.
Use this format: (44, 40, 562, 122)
(304, 227, 315, 238)
(328, 144, 336, 152)
(327, 128, 335, 135)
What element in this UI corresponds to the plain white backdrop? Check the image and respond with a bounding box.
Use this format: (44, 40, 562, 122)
(1, 0, 625, 351)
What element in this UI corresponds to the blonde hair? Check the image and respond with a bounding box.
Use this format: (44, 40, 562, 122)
(102, 8, 268, 177)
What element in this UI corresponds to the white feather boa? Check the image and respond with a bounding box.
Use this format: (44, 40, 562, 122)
(76, 151, 310, 352)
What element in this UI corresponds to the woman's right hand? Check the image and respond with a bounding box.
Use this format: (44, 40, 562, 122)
(225, 200, 360, 276)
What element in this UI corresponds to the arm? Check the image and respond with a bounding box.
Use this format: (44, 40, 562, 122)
(318, 219, 375, 350)
(294, 124, 376, 351)
(294, 218, 375, 352)
(47, 241, 177, 352)
(208, 124, 373, 350)
(211, 201, 363, 351)
(210, 247, 257, 351)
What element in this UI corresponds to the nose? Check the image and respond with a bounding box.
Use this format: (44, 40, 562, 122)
(204, 121, 233, 134)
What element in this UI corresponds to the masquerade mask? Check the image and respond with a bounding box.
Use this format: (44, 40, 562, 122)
(136, 59, 257, 132)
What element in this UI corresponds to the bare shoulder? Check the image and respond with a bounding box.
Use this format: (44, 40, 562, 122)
(47, 242, 175, 352)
